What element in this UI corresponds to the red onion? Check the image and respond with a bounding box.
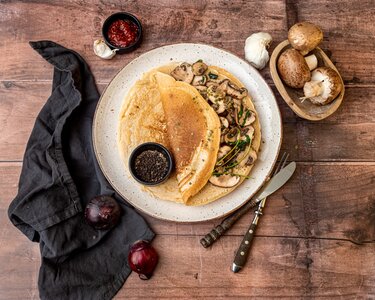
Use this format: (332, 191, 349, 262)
(128, 240, 158, 280)
(84, 195, 121, 230)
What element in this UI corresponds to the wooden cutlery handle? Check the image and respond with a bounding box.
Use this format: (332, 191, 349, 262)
(200, 198, 258, 248)
(232, 223, 257, 273)
(200, 224, 227, 248)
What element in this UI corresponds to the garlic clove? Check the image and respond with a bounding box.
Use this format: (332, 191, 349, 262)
(93, 39, 117, 60)
(244, 32, 273, 70)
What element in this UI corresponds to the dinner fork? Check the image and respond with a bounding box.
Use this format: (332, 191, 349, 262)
(231, 152, 289, 272)
(200, 152, 289, 248)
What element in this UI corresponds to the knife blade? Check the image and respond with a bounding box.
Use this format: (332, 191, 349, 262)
(252, 161, 296, 204)
(231, 161, 296, 273)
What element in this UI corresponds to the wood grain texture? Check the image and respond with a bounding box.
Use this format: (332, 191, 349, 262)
(1, 0, 374, 85)
(2, 163, 374, 244)
(0, 0, 287, 83)
(270, 41, 345, 121)
(285, 0, 375, 85)
(1, 0, 375, 299)
(1, 81, 374, 161)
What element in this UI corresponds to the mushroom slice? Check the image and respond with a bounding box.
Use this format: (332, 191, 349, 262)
(226, 112, 235, 126)
(240, 125, 254, 139)
(170, 63, 194, 83)
(239, 110, 256, 126)
(301, 67, 343, 105)
(217, 145, 232, 160)
(207, 85, 226, 103)
(219, 117, 229, 128)
(224, 127, 240, 144)
(217, 79, 229, 92)
(212, 100, 226, 114)
(209, 174, 240, 188)
(220, 128, 229, 143)
(192, 75, 207, 86)
(192, 61, 208, 75)
(277, 48, 311, 88)
(232, 98, 242, 109)
(194, 85, 207, 93)
(206, 81, 219, 88)
(245, 150, 258, 166)
(227, 82, 248, 99)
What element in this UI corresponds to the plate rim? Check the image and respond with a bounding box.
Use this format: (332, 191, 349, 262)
(92, 42, 283, 223)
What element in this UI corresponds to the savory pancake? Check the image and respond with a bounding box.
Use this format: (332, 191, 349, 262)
(118, 61, 261, 206)
(154, 72, 220, 202)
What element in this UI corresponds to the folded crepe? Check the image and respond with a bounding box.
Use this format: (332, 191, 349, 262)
(153, 72, 220, 202)
(118, 63, 261, 206)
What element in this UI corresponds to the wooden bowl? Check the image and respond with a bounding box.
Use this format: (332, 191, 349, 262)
(269, 40, 345, 121)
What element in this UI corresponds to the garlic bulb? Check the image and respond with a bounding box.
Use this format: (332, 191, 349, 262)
(244, 32, 273, 70)
(93, 40, 117, 60)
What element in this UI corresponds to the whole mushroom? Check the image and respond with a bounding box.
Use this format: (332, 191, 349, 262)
(301, 66, 343, 105)
(277, 48, 317, 88)
(288, 22, 323, 55)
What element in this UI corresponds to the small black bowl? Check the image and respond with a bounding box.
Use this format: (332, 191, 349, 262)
(129, 142, 174, 186)
(102, 12, 143, 54)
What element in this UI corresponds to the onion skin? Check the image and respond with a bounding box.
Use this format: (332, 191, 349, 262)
(128, 240, 159, 280)
(84, 195, 121, 230)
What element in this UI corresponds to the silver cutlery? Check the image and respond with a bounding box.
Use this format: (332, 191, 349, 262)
(231, 154, 295, 272)
(200, 153, 291, 248)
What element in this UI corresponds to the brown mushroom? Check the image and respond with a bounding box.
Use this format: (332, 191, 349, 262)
(227, 82, 248, 99)
(170, 63, 194, 83)
(288, 22, 323, 56)
(277, 48, 312, 88)
(192, 61, 208, 75)
(301, 67, 343, 105)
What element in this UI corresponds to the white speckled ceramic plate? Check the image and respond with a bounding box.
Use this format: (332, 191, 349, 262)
(93, 43, 282, 222)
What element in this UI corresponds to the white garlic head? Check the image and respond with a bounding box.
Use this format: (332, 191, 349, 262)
(93, 39, 117, 60)
(244, 32, 273, 70)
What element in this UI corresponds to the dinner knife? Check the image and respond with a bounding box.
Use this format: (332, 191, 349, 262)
(231, 161, 296, 273)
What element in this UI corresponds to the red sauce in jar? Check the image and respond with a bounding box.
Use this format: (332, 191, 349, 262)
(107, 19, 139, 48)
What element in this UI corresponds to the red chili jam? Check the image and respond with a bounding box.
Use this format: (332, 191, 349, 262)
(107, 19, 139, 48)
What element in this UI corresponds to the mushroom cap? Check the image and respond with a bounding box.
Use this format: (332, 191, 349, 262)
(209, 174, 240, 188)
(170, 63, 194, 83)
(288, 22, 323, 55)
(277, 48, 311, 88)
(305, 66, 343, 105)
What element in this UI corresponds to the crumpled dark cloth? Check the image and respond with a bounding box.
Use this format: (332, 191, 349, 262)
(8, 41, 154, 300)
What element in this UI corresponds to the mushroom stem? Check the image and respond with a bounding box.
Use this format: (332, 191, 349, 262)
(304, 54, 318, 71)
(303, 80, 324, 98)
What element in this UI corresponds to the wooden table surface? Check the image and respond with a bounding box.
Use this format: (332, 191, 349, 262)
(1, 1, 375, 299)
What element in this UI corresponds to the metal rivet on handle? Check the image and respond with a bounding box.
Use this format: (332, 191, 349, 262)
(249, 230, 253, 233)
(240, 251, 245, 256)
(245, 241, 249, 244)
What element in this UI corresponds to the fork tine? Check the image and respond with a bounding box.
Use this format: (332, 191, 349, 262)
(280, 153, 289, 169)
(273, 152, 289, 176)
